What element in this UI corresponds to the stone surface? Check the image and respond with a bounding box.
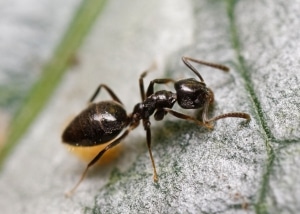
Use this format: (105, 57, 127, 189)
(0, 0, 82, 112)
(235, 0, 300, 213)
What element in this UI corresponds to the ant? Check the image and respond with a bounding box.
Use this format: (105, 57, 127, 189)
(62, 56, 250, 195)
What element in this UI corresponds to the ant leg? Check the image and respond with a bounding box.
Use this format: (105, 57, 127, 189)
(202, 100, 250, 126)
(139, 71, 148, 101)
(65, 124, 138, 197)
(182, 56, 229, 82)
(163, 108, 212, 129)
(143, 119, 158, 182)
(146, 79, 175, 97)
(89, 84, 122, 104)
(164, 107, 249, 129)
(139, 63, 157, 101)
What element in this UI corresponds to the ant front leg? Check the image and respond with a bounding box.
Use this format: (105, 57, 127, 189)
(89, 84, 123, 105)
(163, 108, 211, 128)
(201, 97, 251, 127)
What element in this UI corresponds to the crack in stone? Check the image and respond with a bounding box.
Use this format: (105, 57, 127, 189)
(226, 1, 276, 213)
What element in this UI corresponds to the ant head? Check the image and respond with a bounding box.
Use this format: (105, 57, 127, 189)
(174, 78, 210, 109)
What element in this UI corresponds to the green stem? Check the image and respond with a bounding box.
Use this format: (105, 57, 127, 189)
(226, 0, 275, 213)
(0, 0, 107, 168)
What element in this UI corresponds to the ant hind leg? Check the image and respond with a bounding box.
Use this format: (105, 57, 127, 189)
(65, 125, 136, 197)
(89, 84, 123, 104)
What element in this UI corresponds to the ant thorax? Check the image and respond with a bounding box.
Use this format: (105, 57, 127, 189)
(132, 90, 176, 120)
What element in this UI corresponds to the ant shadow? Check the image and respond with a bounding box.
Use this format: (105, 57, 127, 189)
(151, 108, 210, 149)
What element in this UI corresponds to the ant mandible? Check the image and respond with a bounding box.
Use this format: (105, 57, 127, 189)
(62, 56, 250, 195)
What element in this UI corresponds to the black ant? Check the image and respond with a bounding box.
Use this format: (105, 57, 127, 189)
(62, 56, 250, 195)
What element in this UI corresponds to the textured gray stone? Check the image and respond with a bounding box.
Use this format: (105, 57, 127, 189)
(235, 0, 300, 213)
(0, 0, 82, 111)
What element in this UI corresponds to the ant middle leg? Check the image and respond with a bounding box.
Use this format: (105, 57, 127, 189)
(139, 71, 148, 101)
(146, 79, 175, 97)
(89, 84, 123, 104)
(139, 63, 157, 101)
(143, 119, 158, 182)
(139, 63, 174, 100)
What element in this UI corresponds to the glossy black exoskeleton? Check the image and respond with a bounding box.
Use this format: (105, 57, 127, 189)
(62, 56, 250, 195)
(63, 101, 128, 147)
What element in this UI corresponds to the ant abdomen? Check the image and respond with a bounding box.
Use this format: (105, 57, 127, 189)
(62, 101, 128, 147)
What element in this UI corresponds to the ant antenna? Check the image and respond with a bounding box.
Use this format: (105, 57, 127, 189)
(182, 56, 229, 82)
